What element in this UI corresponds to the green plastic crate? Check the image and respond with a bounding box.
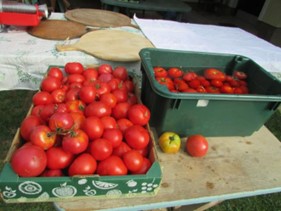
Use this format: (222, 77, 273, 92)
(140, 48, 281, 137)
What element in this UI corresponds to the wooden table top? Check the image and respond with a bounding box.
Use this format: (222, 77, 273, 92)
(55, 126, 281, 210)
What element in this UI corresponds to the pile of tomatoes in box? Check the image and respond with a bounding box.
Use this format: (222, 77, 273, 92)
(11, 62, 152, 178)
(153, 66, 249, 94)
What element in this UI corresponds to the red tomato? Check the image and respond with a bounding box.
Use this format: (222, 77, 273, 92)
(102, 128, 123, 148)
(211, 79, 223, 88)
(97, 155, 128, 176)
(196, 85, 207, 93)
(46, 147, 74, 169)
(94, 81, 111, 97)
(156, 77, 174, 91)
(49, 112, 74, 134)
(167, 67, 183, 78)
(107, 78, 121, 91)
(55, 103, 68, 113)
(41, 76, 62, 93)
(89, 138, 113, 161)
(153, 66, 168, 78)
(41, 169, 64, 177)
(101, 116, 118, 129)
(130, 157, 152, 174)
(98, 73, 114, 83)
(112, 142, 132, 157)
(51, 88, 66, 103)
(124, 125, 150, 150)
(65, 87, 80, 101)
(82, 116, 104, 140)
(84, 101, 112, 118)
(78, 85, 96, 104)
(31, 105, 44, 119)
(68, 153, 97, 176)
(48, 67, 64, 81)
(233, 70, 247, 80)
(20, 115, 43, 141)
(67, 74, 85, 84)
(220, 84, 234, 94)
(111, 102, 131, 120)
(30, 125, 56, 150)
(100, 93, 117, 108)
(205, 86, 220, 94)
(62, 129, 89, 154)
(127, 104, 150, 126)
(174, 79, 189, 92)
(66, 100, 85, 114)
(65, 62, 84, 74)
(185, 134, 208, 157)
(32, 91, 54, 106)
(40, 104, 56, 122)
(98, 64, 113, 74)
(112, 89, 128, 103)
(183, 71, 198, 82)
(188, 79, 201, 89)
(69, 112, 85, 130)
(124, 79, 135, 93)
(204, 68, 225, 81)
(11, 143, 47, 177)
(113, 66, 128, 81)
(83, 68, 98, 83)
(117, 118, 133, 133)
(122, 150, 144, 172)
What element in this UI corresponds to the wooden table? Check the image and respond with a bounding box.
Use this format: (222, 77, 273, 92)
(55, 126, 281, 210)
(100, 0, 192, 21)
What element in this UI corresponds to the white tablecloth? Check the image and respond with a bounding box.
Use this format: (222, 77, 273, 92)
(134, 16, 281, 81)
(0, 13, 142, 91)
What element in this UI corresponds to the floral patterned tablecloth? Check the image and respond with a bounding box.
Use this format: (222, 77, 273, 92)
(0, 13, 142, 91)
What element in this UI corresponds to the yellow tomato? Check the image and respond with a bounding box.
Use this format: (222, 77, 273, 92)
(159, 132, 181, 153)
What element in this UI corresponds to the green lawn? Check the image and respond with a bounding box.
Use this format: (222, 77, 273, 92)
(0, 90, 281, 211)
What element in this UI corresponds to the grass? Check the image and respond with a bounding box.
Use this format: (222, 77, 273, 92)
(0, 90, 281, 211)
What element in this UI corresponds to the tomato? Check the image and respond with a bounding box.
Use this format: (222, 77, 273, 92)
(153, 66, 167, 78)
(48, 67, 64, 81)
(124, 79, 135, 93)
(211, 79, 223, 88)
(196, 85, 207, 93)
(220, 84, 234, 94)
(66, 100, 85, 114)
(40, 103, 56, 122)
(116, 118, 133, 133)
(204, 68, 225, 81)
(167, 67, 183, 78)
(46, 147, 74, 169)
(20, 115, 43, 141)
(98, 64, 113, 74)
(233, 70, 247, 80)
(159, 132, 181, 153)
(55, 103, 68, 113)
(41, 76, 62, 93)
(51, 88, 66, 103)
(197, 76, 210, 87)
(101, 116, 118, 129)
(78, 85, 96, 104)
(127, 104, 150, 126)
(89, 138, 113, 161)
(97, 155, 128, 176)
(124, 125, 150, 150)
(122, 150, 144, 172)
(102, 128, 123, 148)
(183, 88, 197, 93)
(11, 143, 47, 177)
(62, 129, 89, 154)
(130, 157, 151, 175)
(82, 116, 104, 140)
(65, 62, 84, 74)
(94, 81, 111, 97)
(183, 71, 198, 82)
(68, 153, 97, 176)
(156, 77, 174, 91)
(112, 89, 128, 103)
(49, 112, 74, 134)
(65, 87, 80, 101)
(83, 68, 98, 83)
(174, 79, 189, 92)
(113, 66, 128, 81)
(185, 134, 208, 157)
(107, 78, 121, 91)
(30, 125, 56, 150)
(112, 142, 132, 157)
(41, 169, 64, 177)
(32, 91, 54, 106)
(188, 79, 201, 89)
(112, 102, 131, 120)
(205, 86, 220, 94)
(67, 74, 85, 84)
(69, 112, 85, 130)
(100, 93, 117, 108)
(98, 73, 114, 83)
(84, 101, 112, 118)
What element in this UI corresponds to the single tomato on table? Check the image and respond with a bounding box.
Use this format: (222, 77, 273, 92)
(159, 132, 181, 153)
(185, 134, 208, 157)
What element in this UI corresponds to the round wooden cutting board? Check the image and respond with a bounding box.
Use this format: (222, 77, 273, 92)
(28, 20, 88, 40)
(64, 9, 135, 28)
(56, 30, 154, 62)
